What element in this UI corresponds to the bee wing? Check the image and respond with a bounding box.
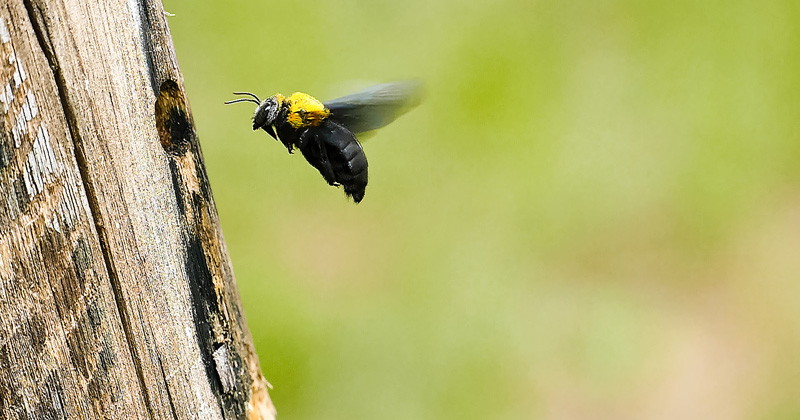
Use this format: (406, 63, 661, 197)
(324, 80, 425, 135)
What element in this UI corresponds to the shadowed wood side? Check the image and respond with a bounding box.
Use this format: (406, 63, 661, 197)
(0, 0, 275, 418)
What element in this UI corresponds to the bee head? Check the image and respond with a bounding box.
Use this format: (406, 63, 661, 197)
(252, 95, 284, 130)
(225, 92, 285, 130)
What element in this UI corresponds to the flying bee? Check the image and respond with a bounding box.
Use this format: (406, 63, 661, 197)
(225, 80, 424, 203)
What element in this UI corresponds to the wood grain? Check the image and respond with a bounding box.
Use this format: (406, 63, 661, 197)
(0, 0, 275, 418)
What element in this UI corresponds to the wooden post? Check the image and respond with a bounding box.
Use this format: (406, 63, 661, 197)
(0, 0, 275, 418)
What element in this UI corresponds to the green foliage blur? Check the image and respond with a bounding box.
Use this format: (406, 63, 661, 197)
(163, 0, 800, 418)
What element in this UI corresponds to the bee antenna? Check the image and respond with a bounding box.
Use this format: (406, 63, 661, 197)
(224, 92, 262, 105)
(224, 98, 260, 105)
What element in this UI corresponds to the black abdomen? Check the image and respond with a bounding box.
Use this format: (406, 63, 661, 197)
(298, 120, 368, 203)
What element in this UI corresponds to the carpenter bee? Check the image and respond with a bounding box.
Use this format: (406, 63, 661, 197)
(225, 80, 424, 203)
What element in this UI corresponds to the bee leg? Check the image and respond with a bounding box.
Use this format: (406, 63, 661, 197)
(299, 129, 337, 186)
(297, 128, 312, 149)
(269, 126, 293, 154)
(316, 140, 337, 186)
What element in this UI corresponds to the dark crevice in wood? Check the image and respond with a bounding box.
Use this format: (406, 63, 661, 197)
(20, 1, 156, 417)
(184, 225, 246, 419)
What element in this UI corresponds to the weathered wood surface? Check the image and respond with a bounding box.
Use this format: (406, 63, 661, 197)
(0, 0, 275, 419)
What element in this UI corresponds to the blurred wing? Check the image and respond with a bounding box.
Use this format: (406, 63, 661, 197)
(324, 80, 425, 135)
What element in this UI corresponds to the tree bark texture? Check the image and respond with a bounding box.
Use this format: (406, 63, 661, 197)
(0, 0, 275, 418)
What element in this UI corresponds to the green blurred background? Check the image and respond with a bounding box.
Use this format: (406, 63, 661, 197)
(163, 0, 800, 418)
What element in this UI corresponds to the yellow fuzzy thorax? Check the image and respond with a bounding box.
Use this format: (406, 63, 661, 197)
(284, 92, 330, 129)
